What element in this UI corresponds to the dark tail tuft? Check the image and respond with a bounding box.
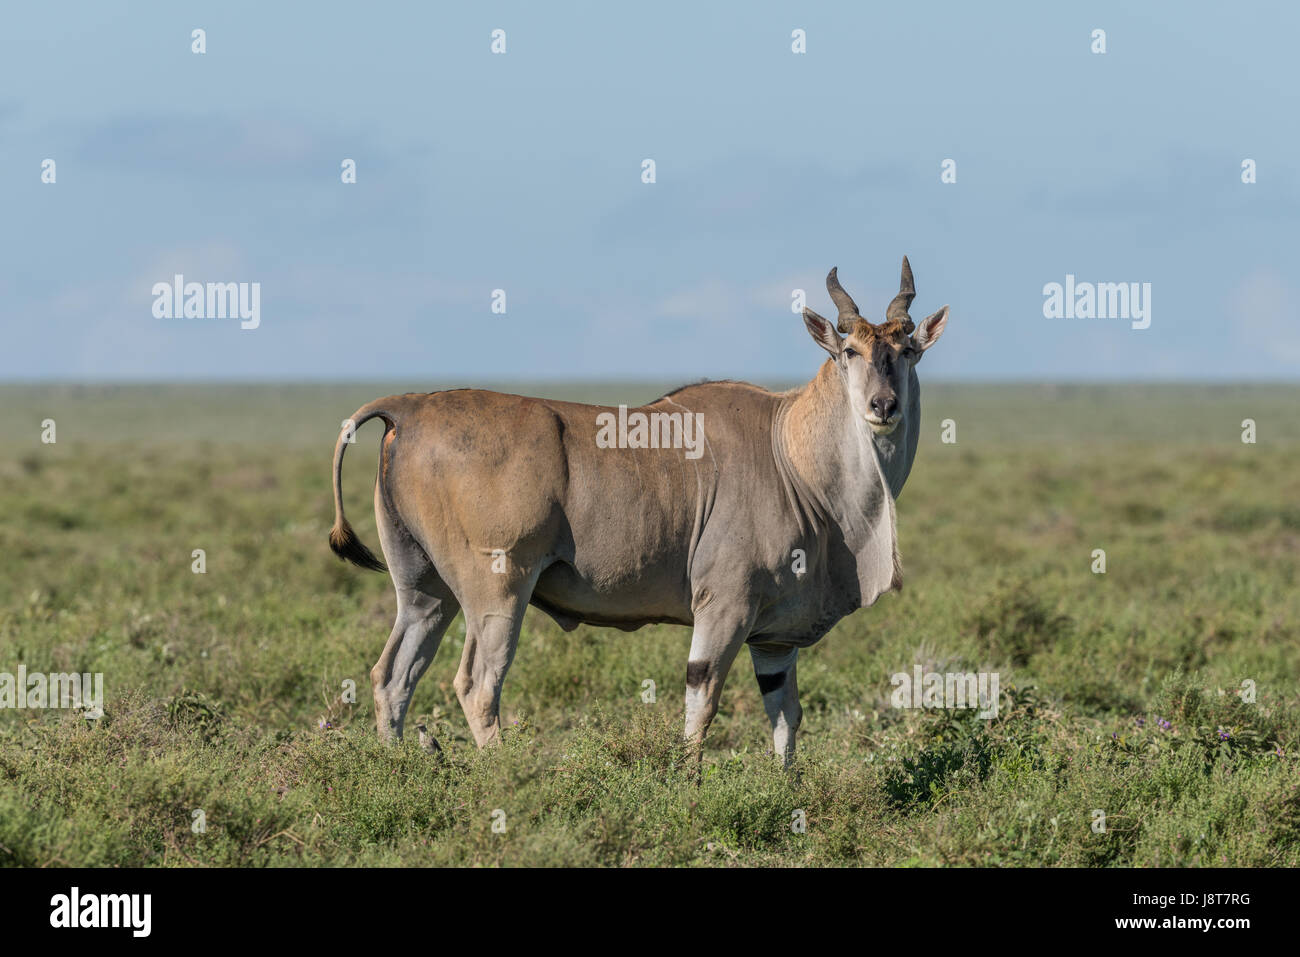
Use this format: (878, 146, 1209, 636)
(329, 517, 386, 572)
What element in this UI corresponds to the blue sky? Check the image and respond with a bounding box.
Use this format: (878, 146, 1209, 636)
(2, 1, 1297, 382)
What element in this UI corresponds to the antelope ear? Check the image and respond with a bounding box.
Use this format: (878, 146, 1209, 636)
(802, 307, 843, 357)
(913, 305, 949, 353)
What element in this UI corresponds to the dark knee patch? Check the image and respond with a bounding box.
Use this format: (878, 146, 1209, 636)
(686, 660, 710, 687)
(755, 671, 786, 695)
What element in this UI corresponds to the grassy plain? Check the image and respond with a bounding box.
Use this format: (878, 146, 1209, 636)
(1, 382, 1297, 866)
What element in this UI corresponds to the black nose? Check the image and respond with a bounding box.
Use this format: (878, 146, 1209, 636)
(871, 396, 898, 420)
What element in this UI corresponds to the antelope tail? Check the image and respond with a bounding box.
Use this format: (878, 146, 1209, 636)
(329, 401, 395, 572)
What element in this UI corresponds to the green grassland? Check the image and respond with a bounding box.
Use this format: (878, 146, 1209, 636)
(1, 382, 1297, 867)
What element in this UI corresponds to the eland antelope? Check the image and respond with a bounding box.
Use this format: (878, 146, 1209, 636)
(330, 257, 950, 765)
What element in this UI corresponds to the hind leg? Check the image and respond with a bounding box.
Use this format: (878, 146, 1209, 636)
(453, 581, 534, 748)
(370, 483, 461, 748)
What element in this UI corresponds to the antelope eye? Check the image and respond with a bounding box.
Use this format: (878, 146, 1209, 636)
(843, 347, 857, 359)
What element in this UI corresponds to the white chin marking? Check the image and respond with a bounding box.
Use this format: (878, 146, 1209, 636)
(866, 417, 900, 436)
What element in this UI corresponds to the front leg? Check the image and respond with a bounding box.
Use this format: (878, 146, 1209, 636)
(683, 607, 752, 752)
(749, 643, 802, 768)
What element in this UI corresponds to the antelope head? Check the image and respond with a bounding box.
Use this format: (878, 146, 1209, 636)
(801, 256, 950, 435)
